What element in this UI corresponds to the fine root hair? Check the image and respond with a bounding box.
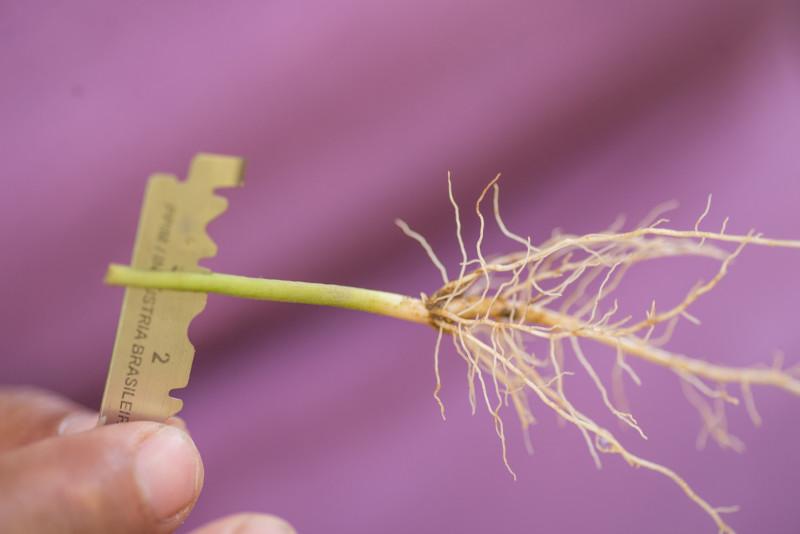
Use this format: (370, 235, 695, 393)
(397, 178, 800, 534)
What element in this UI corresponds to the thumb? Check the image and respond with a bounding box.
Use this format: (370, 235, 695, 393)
(190, 513, 296, 534)
(0, 421, 203, 534)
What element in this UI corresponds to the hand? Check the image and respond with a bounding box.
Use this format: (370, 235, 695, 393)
(0, 386, 295, 534)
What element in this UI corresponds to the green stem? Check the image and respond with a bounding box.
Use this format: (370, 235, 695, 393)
(105, 264, 431, 326)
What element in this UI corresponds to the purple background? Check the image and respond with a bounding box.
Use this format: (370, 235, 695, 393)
(2, 1, 800, 532)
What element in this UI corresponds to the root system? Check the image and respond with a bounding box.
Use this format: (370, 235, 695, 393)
(396, 175, 800, 534)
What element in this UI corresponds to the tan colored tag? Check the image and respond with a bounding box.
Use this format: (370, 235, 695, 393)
(99, 154, 244, 424)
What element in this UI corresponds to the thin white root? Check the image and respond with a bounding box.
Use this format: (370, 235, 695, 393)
(395, 219, 449, 284)
(399, 177, 800, 534)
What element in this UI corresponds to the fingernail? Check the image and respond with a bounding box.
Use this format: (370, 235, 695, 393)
(135, 426, 202, 521)
(59, 412, 99, 435)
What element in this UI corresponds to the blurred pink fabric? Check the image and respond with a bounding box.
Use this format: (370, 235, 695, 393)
(2, 1, 800, 532)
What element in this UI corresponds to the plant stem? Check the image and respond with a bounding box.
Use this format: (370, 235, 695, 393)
(105, 264, 431, 326)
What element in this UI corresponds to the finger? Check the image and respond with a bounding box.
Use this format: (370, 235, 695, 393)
(190, 513, 296, 534)
(0, 386, 97, 452)
(0, 421, 203, 534)
(165, 416, 188, 433)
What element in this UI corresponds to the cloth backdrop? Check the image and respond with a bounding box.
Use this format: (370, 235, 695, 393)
(2, 1, 799, 533)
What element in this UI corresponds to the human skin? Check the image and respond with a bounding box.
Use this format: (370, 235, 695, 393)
(0, 386, 295, 534)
